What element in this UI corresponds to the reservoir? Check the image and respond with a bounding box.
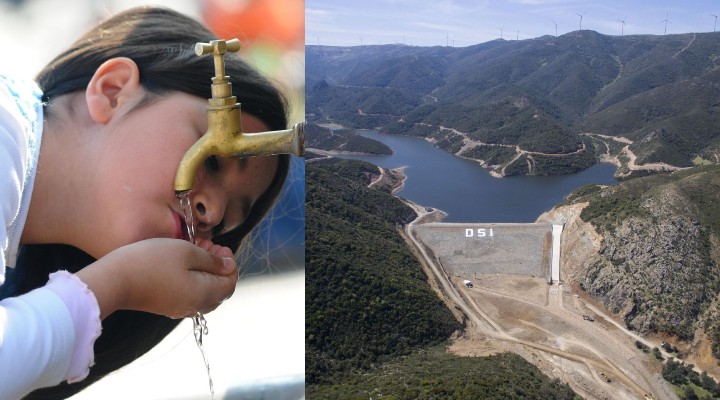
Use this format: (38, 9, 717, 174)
(338, 130, 618, 223)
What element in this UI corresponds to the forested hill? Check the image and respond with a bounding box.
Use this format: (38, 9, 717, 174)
(306, 158, 455, 384)
(306, 158, 578, 398)
(305, 122, 392, 154)
(307, 30, 720, 177)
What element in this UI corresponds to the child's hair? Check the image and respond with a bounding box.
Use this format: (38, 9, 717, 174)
(38, 5, 291, 253)
(0, 6, 295, 398)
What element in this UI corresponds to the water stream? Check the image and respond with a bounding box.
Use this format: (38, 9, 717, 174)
(178, 190, 215, 400)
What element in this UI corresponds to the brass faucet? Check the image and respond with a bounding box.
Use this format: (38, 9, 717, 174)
(174, 38, 304, 193)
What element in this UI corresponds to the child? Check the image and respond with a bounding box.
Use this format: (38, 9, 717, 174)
(0, 6, 293, 399)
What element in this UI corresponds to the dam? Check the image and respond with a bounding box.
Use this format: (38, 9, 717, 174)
(412, 222, 563, 284)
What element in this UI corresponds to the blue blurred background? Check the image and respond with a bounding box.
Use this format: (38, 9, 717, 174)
(242, 155, 305, 275)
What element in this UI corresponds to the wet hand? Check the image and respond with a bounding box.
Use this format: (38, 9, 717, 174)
(194, 237, 234, 259)
(77, 238, 238, 319)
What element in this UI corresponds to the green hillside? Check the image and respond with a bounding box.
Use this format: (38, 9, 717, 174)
(306, 158, 459, 384)
(305, 158, 578, 398)
(305, 123, 392, 154)
(307, 31, 720, 176)
(307, 346, 579, 400)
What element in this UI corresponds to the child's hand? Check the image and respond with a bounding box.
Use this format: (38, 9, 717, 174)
(76, 238, 238, 319)
(193, 237, 234, 259)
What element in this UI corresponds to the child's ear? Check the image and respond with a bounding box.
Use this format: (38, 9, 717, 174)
(86, 57, 142, 124)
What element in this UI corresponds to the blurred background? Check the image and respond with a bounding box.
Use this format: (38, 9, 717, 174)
(0, 0, 304, 398)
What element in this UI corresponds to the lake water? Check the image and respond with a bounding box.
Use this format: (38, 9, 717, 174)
(338, 130, 618, 223)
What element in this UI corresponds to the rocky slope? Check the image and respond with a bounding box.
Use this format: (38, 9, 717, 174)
(540, 165, 720, 365)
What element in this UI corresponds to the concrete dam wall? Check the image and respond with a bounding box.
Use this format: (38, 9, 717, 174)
(413, 223, 553, 280)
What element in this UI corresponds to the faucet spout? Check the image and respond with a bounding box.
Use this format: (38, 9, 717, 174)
(229, 122, 304, 158)
(173, 39, 304, 193)
(173, 116, 305, 193)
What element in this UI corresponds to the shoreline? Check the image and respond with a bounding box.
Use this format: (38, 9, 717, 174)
(367, 164, 448, 223)
(306, 147, 381, 157)
(314, 121, 686, 179)
(388, 167, 448, 224)
(390, 166, 408, 194)
(402, 196, 448, 225)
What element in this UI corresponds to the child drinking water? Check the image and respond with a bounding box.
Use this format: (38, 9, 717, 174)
(0, 6, 294, 399)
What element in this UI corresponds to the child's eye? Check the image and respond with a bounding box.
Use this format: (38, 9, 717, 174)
(205, 156, 220, 172)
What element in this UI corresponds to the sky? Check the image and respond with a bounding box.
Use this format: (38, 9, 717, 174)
(306, 0, 720, 47)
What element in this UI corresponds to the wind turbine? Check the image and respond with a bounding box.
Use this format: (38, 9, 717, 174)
(553, 21, 558, 37)
(661, 12, 669, 35)
(711, 14, 718, 32)
(499, 28, 503, 39)
(618, 17, 626, 36)
(577, 13, 583, 31)
(517, 30, 519, 40)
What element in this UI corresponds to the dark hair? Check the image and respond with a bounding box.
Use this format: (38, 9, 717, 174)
(38, 5, 291, 252)
(3, 6, 293, 398)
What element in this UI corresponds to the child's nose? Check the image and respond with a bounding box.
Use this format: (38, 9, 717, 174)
(192, 191, 225, 234)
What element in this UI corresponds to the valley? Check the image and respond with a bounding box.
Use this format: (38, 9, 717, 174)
(306, 29, 720, 399)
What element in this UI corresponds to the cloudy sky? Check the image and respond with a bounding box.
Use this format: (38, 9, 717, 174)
(306, 0, 720, 47)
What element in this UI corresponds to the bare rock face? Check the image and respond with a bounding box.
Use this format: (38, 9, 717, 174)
(541, 180, 720, 341)
(585, 191, 710, 339)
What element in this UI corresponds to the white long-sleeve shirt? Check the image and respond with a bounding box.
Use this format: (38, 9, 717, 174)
(0, 75, 100, 400)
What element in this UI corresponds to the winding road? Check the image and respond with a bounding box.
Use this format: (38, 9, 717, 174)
(400, 199, 677, 400)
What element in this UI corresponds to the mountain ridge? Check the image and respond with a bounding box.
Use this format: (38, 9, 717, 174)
(307, 30, 720, 177)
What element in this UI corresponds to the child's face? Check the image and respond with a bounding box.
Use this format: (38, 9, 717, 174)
(89, 92, 278, 257)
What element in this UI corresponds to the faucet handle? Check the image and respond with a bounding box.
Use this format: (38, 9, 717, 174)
(194, 39, 241, 102)
(194, 39, 241, 57)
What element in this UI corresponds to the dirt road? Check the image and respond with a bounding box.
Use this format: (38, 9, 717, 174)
(403, 202, 678, 400)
